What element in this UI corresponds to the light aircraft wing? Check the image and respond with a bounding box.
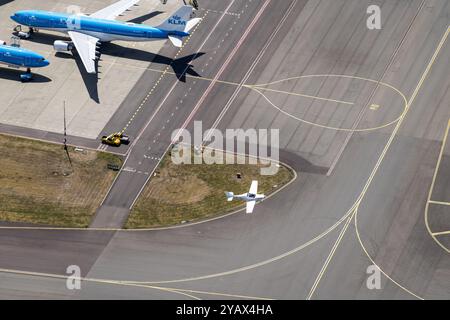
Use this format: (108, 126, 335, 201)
(249, 180, 258, 195)
(246, 201, 256, 214)
(68, 31, 98, 74)
(90, 0, 140, 20)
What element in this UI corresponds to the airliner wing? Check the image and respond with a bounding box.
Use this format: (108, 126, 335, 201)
(90, 0, 140, 20)
(246, 201, 256, 214)
(249, 180, 258, 195)
(68, 31, 98, 74)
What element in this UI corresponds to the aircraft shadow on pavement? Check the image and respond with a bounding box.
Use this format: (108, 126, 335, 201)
(74, 52, 100, 103)
(17, 32, 205, 102)
(0, 67, 52, 83)
(127, 11, 164, 24)
(0, 0, 14, 6)
(18, 33, 99, 102)
(16, 31, 70, 46)
(102, 43, 205, 82)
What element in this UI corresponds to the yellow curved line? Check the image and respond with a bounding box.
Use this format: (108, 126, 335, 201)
(350, 27, 449, 299)
(428, 200, 450, 206)
(432, 230, 450, 236)
(0, 267, 201, 300)
(0, 74, 407, 286)
(307, 212, 355, 300)
(0, 267, 277, 300)
(250, 74, 408, 133)
(0, 73, 418, 291)
(159, 287, 274, 300)
(244, 85, 355, 105)
(123, 200, 359, 285)
(251, 74, 387, 88)
(354, 205, 424, 300)
(0, 166, 359, 287)
(303, 24, 449, 295)
(424, 119, 450, 253)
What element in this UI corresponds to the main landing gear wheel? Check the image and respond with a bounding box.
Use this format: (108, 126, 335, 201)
(20, 68, 33, 82)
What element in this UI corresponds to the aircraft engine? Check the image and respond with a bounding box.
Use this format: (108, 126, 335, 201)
(53, 40, 74, 52)
(0, 40, 6, 46)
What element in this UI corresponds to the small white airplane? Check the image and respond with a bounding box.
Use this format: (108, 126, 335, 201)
(225, 180, 265, 214)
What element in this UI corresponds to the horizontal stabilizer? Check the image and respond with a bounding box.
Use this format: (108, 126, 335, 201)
(225, 192, 234, 202)
(185, 18, 201, 33)
(168, 35, 183, 47)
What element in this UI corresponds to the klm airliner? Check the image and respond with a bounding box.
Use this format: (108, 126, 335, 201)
(10, 0, 201, 74)
(0, 40, 49, 81)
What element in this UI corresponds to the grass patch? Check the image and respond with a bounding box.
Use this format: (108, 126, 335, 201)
(126, 149, 294, 228)
(0, 135, 122, 227)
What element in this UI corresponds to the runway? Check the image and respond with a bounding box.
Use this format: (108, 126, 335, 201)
(0, 0, 449, 299)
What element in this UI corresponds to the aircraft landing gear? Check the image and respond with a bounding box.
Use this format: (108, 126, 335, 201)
(20, 68, 33, 82)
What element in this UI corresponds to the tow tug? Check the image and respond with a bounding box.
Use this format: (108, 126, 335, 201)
(101, 132, 130, 147)
(13, 25, 34, 39)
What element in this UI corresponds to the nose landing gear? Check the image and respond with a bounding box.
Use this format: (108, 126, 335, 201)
(20, 68, 33, 82)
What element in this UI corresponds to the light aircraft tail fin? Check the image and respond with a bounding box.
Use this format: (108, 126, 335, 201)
(225, 192, 234, 202)
(157, 5, 194, 32)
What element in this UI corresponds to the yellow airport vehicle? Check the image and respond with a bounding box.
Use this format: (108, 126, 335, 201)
(101, 132, 130, 147)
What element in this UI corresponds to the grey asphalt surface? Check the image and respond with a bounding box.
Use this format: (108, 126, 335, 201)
(0, 0, 449, 300)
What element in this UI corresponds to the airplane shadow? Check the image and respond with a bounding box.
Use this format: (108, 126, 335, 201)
(0, 67, 52, 83)
(17, 31, 70, 46)
(20, 32, 100, 102)
(18, 32, 205, 101)
(102, 43, 205, 82)
(0, 0, 14, 6)
(73, 52, 100, 103)
(127, 11, 164, 24)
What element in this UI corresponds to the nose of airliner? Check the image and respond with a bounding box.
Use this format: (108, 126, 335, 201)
(36, 56, 50, 67)
(10, 12, 20, 23)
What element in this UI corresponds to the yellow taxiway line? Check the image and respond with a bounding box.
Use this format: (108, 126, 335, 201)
(243, 85, 355, 105)
(424, 118, 450, 253)
(354, 205, 423, 300)
(0, 267, 272, 300)
(432, 230, 450, 236)
(428, 200, 450, 207)
(306, 25, 449, 300)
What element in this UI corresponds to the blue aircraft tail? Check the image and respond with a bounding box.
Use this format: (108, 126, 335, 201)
(158, 5, 202, 47)
(158, 5, 193, 31)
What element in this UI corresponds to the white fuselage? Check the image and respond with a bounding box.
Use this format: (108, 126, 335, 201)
(233, 193, 265, 202)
